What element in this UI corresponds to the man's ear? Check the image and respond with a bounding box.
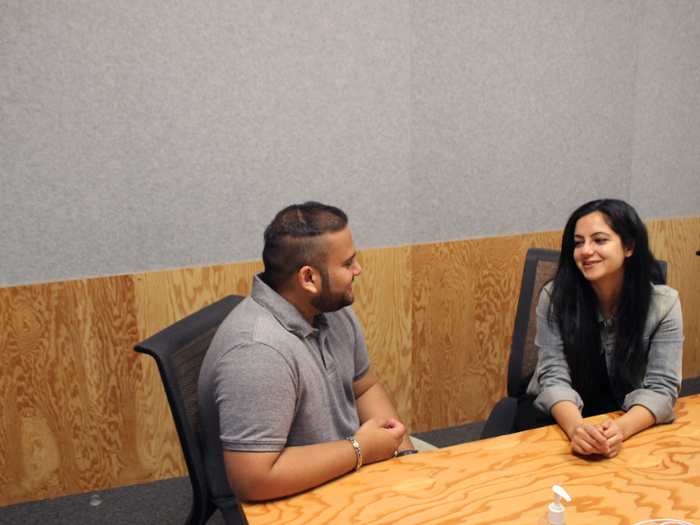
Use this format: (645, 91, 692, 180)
(298, 266, 321, 294)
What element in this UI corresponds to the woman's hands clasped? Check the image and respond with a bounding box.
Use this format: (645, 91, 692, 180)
(570, 419, 623, 458)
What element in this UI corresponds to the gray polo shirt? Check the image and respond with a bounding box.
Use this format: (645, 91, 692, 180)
(198, 273, 370, 510)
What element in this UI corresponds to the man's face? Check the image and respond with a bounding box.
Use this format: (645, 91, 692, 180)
(310, 226, 362, 313)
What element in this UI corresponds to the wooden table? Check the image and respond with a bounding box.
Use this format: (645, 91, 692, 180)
(241, 394, 700, 525)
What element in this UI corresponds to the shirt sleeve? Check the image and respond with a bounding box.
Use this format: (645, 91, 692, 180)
(528, 284, 584, 414)
(213, 343, 297, 452)
(623, 289, 684, 424)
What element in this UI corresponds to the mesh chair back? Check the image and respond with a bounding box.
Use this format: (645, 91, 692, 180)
(171, 326, 221, 447)
(507, 249, 559, 397)
(519, 258, 560, 389)
(135, 295, 244, 525)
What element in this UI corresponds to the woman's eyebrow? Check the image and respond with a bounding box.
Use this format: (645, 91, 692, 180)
(574, 232, 610, 237)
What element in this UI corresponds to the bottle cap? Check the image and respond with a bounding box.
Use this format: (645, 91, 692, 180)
(548, 485, 571, 525)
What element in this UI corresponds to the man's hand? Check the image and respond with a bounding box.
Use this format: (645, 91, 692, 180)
(353, 370, 414, 452)
(353, 417, 406, 464)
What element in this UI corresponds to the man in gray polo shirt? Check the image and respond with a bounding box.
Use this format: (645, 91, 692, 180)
(198, 202, 414, 522)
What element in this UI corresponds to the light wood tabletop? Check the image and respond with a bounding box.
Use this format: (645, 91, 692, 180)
(240, 394, 700, 525)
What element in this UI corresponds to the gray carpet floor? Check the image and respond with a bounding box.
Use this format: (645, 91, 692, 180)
(0, 476, 232, 525)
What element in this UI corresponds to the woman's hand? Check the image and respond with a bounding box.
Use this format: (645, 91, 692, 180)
(569, 421, 610, 456)
(598, 419, 623, 458)
(551, 401, 650, 458)
(552, 401, 610, 456)
(598, 406, 656, 458)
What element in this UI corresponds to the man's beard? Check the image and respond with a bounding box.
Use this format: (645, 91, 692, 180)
(310, 268, 354, 313)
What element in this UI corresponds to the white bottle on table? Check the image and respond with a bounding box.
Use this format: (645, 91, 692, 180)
(547, 485, 571, 525)
(538, 485, 572, 525)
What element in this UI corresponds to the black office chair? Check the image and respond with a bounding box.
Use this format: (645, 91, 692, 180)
(479, 248, 667, 439)
(135, 295, 245, 525)
(479, 248, 560, 439)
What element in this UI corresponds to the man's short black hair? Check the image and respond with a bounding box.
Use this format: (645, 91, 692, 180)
(262, 202, 348, 291)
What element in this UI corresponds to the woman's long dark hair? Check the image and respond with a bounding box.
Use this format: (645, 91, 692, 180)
(549, 199, 664, 390)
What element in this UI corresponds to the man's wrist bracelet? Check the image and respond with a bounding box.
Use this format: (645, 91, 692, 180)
(346, 437, 362, 471)
(395, 449, 419, 457)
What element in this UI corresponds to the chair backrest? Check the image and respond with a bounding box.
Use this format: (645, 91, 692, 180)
(135, 295, 245, 525)
(506, 249, 560, 398)
(506, 248, 668, 398)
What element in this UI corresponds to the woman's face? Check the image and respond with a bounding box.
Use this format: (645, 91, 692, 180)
(573, 211, 633, 290)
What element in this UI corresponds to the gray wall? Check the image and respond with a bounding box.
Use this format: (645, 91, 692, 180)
(2, 1, 698, 287)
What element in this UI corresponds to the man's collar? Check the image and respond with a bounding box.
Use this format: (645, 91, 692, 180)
(250, 273, 321, 337)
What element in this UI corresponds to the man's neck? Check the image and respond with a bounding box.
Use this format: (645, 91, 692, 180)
(277, 286, 318, 326)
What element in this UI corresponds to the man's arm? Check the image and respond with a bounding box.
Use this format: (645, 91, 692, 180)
(224, 417, 404, 501)
(225, 369, 410, 502)
(224, 439, 356, 502)
(353, 369, 414, 452)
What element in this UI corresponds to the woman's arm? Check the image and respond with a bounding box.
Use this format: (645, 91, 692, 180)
(623, 288, 683, 424)
(595, 405, 656, 458)
(551, 401, 608, 455)
(530, 286, 584, 414)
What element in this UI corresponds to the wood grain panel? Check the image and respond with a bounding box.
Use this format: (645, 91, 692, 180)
(410, 231, 561, 432)
(411, 239, 477, 432)
(647, 216, 700, 378)
(0, 283, 53, 505)
(352, 246, 413, 430)
(0, 276, 145, 505)
(133, 261, 264, 341)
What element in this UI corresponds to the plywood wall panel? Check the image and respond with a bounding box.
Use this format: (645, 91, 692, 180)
(410, 231, 562, 433)
(132, 261, 263, 342)
(0, 217, 697, 506)
(1, 284, 54, 505)
(647, 217, 700, 378)
(411, 240, 477, 432)
(0, 276, 146, 505)
(353, 246, 414, 430)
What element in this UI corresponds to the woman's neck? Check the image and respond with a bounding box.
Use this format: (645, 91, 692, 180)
(592, 277, 623, 321)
